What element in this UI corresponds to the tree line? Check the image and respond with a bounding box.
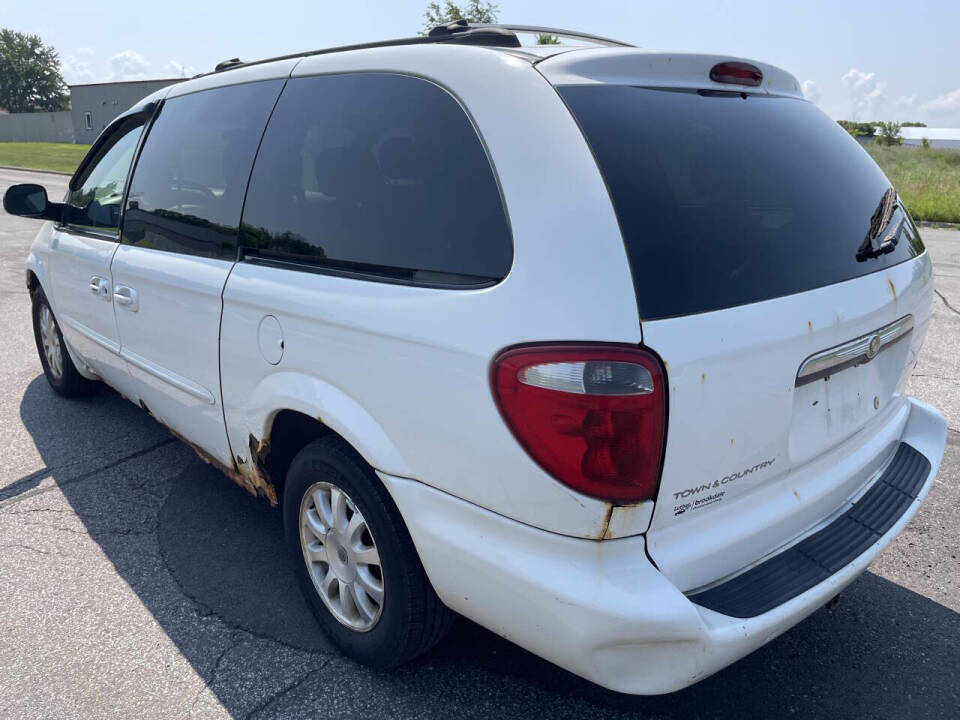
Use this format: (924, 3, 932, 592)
(423, 1, 558, 43)
(838, 120, 928, 146)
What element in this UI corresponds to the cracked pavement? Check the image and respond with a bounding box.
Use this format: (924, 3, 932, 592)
(1, 168, 958, 719)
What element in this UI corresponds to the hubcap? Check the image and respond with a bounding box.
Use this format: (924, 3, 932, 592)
(299, 481, 384, 631)
(39, 304, 63, 379)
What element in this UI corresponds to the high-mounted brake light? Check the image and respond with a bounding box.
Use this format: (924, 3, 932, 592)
(492, 345, 666, 503)
(710, 61, 763, 87)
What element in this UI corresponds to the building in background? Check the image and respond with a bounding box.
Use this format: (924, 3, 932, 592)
(899, 127, 960, 150)
(69, 79, 181, 144)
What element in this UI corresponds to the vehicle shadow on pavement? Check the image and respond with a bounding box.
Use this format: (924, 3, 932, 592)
(13, 376, 960, 719)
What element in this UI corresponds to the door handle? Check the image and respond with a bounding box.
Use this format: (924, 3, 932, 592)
(89, 276, 110, 299)
(113, 284, 139, 312)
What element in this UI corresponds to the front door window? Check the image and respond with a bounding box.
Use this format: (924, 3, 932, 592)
(64, 118, 144, 234)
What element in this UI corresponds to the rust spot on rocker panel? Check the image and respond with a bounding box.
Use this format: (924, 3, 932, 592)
(133, 390, 278, 505)
(231, 433, 277, 506)
(163, 426, 278, 506)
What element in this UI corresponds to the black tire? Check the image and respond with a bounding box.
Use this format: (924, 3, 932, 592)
(283, 435, 454, 667)
(31, 287, 99, 398)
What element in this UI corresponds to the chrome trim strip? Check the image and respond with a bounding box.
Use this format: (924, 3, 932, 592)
(796, 315, 913, 387)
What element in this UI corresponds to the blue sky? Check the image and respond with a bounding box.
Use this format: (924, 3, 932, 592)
(3, 0, 959, 126)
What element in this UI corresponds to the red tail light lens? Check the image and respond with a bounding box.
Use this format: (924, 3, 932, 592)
(492, 345, 666, 502)
(710, 61, 763, 87)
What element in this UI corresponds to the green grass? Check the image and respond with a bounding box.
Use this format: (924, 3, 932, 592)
(867, 145, 960, 224)
(0, 142, 91, 174)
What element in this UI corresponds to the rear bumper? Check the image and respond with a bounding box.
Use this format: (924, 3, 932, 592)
(380, 397, 946, 695)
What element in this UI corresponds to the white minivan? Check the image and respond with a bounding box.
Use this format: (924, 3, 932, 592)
(4, 23, 947, 695)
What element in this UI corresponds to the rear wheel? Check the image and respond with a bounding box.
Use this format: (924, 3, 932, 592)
(283, 435, 454, 667)
(31, 288, 99, 398)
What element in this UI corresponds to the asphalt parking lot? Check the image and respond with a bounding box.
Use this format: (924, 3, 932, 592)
(0, 167, 958, 719)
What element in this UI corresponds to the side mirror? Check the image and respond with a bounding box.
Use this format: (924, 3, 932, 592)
(3, 183, 62, 221)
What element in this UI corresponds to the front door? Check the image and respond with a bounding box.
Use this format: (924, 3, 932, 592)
(47, 115, 146, 403)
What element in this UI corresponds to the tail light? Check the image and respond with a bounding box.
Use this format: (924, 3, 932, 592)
(492, 344, 666, 503)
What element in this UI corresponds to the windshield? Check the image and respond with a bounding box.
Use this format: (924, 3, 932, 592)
(559, 86, 925, 319)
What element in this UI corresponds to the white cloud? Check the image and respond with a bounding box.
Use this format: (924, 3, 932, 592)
(808, 71, 956, 126)
(59, 48, 195, 85)
(841, 68, 876, 92)
(109, 49, 151, 80)
(921, 88, 960, 123)
(163, 60, 196, 78)
(60, 54, 96, 85)
(801, 79, 821, 104)
(841, 68, 888, 120)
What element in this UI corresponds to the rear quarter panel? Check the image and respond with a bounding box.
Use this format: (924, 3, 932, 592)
(220, 46, 642, 538)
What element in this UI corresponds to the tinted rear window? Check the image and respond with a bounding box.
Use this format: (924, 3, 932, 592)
(240, 73, 512, 286)
(559, 86, 924, 319)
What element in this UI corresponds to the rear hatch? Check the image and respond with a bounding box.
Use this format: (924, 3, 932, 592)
(540, 50, 933, 590)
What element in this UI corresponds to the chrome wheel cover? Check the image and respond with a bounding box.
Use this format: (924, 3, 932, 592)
(39, 304, 63, 379)
(299, 481, 384, 631)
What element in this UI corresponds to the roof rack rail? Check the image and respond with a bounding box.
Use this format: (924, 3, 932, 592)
(208, 22, 630, 76)
(214, 57, 243, 72)
(210, 25, 519, 74)
(472, 24, 633, 48)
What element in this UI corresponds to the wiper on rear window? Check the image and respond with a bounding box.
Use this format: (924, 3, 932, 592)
(857, 187, 900, 261)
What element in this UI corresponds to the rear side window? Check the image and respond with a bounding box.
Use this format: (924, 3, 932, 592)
(122, 80, 283, 259)
(559, 86, 925, 320)
(240, 73, 512, 285)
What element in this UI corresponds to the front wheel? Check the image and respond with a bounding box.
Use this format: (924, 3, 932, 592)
(283, 435, 454, 667)
(31, 287, 99, 398)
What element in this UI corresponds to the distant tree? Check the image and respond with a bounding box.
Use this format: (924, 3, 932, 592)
(875, 121, 903, 146)
(423, 1, 498, 33)
(901, 122, 927, 128)
(0, 29, 69, 113)
(921, 137, 930, 149)
(536, 33, 560, 45)
(838, 120, 875, 138)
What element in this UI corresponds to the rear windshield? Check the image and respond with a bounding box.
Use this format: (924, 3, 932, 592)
(559, 86, 924, 320)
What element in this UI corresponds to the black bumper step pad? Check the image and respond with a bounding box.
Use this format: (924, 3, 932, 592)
(689, 443, 930, 618)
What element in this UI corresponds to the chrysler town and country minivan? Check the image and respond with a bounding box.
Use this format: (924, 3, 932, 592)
(3, 23, 947, 694)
